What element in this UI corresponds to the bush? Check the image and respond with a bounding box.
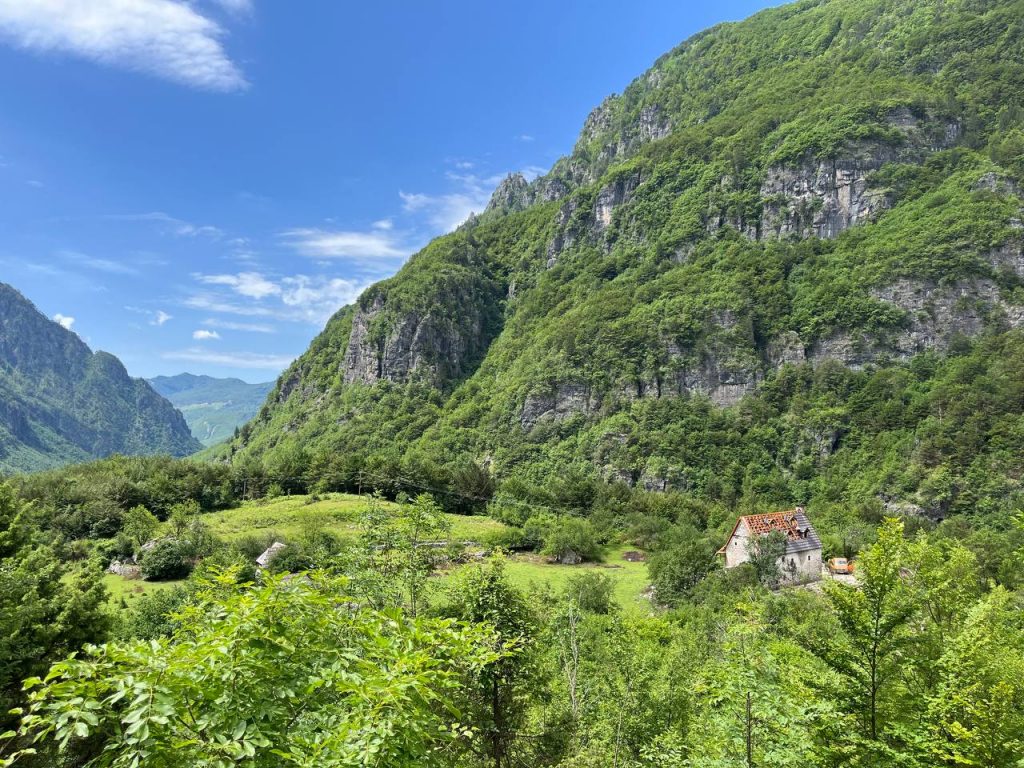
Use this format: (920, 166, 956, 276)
(141, 539, 194, 581)
(648, 525, 718, 606)
(484, 526, 527, 551)
(563, 571, 616, 614)
(121, 586, 190, 640)
(541, 518, 602, 563)
(521, 513, 556, 551)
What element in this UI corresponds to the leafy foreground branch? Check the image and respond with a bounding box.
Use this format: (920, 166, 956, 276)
(1, 572, 502, 768)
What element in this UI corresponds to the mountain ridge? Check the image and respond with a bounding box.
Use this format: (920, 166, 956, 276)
(227, 0, 1024, 521)
(0, 283, 201, 473)
(149, 373, 273, 447)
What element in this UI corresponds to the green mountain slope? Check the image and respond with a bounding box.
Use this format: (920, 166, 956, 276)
(148, 374, 273, 447)
(0, 284, 201, 473)
(230, 0, 1024, 520)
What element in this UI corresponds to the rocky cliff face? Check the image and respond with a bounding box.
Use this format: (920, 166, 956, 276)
(0, 283, 200, 473)
(342, 295, 488, 388)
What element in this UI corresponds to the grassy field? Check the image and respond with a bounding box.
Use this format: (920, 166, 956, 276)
(102, 573, 183, 603)
(197, 493, 505, 543)
(106, 494, 651, 612)
(500, 547, 652, 613)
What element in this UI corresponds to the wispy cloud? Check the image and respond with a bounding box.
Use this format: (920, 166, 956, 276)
(280, 228, 407, 261)
(26, 179, 43, 188)
(197, 271, 279, 299)
(53, 313, 74, 329)
(188, 271, 370, 325)
(60, 249, 139, 275)
(399, 171, 504, 233)
(210, 0, 252, 15)
(126, 305, 173, 325)
(104, 211, 223, 239)
(163, 348, 295, 370)
(0, 0, 247, 91)
(203, 317, 275, 334)
(516, 134, 535, 142)
(192, 329, 220, 340)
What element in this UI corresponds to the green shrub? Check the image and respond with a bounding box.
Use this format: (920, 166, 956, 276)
(563, 571, 616, 614)
(141, 539, 194, 581)
(541, 518, 602, 563)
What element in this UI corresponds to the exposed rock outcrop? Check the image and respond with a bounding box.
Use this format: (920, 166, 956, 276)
(486, 173, 532, 214)
(520, 382, 596, 428)
(706, 112, 963, 241)
(594, 172, 643, 230)
(809, 278, 1024, 368)
(343, 296, 487, 388)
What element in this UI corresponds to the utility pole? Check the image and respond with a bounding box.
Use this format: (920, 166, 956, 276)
(746, 691, 753, 768)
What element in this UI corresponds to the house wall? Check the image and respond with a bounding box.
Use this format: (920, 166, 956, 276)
(723, 520, 822, 583)
(724, 520, 752, 568)
(778, 548, 822, 583)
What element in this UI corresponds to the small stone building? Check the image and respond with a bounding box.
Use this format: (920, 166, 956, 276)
(717, 508, 822, 583)
(256, 541, 287, 570)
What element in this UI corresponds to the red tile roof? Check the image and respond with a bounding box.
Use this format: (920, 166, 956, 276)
(717, 509, 821, 555)
(743, 511, 804, 539)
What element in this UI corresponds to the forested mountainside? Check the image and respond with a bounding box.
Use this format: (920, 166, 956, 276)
(148, 374, 273, 447)
(0, 283, 200, 472)
(229, 0, 1024, 522)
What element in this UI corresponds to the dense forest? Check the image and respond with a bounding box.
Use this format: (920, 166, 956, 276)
(0, 457, 1022, 767)
(3, 0, 1024, 765)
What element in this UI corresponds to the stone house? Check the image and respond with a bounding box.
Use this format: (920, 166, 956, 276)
(256, 541, 287, 570)
(717, 508, 822, 583)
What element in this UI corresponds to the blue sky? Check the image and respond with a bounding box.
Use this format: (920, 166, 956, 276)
(0, 0, 778, 383)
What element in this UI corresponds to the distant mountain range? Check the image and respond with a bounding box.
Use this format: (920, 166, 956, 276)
(148, 373, 273, 447)
(0, 283, 200, 474)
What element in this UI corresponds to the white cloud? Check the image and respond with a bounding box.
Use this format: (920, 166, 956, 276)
(197, 271, 279, 299)
(26, 179, 43, 188)
(399, 171, 504, 233)
(188, 272, 370, 325)
(184, 294, 274, 317)
(192, 329, 220, 340)
(281, 228, 406, 261)
(153, 309, 172, 326)
(278, 275, 366, 316)
(516, 134, 535, 142)
(53, 313, 74, 329)
(163, 348, 294, 370)
(371, 218, 393, 231)
(0, 0, 246, 91)
(203, 317, 274, 333)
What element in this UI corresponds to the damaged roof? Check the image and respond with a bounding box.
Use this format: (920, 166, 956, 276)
(718, 509, 821, 555)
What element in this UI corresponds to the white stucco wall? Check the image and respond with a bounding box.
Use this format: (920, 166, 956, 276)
(778, 547, 822, 584)
(724, 520, 752, 568)
(723, 519, 822, 583)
